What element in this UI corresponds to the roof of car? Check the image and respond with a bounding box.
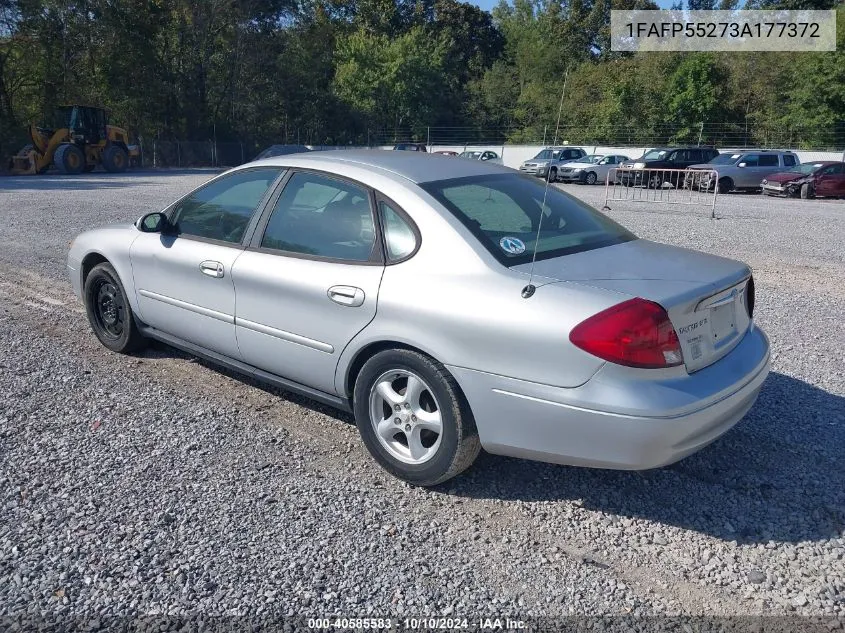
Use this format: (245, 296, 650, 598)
(248, 149, 510, 184)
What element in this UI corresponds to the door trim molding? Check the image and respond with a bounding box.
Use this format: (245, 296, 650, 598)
(138, 325, 351, 413)
(236, 317, 335, 354)
(138, 289, 234, 324)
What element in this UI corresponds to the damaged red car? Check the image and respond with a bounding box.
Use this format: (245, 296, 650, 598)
(761, 161, 845, 199)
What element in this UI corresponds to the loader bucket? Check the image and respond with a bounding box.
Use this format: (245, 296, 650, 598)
(11, 147, 38, 175)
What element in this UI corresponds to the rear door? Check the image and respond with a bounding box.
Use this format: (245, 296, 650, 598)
(815, 163, 845, 196)
(231, 170, 385, 394)
(130, 167, 282, 359)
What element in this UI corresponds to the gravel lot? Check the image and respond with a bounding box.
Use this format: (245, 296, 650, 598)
(0, 170, 843, 626)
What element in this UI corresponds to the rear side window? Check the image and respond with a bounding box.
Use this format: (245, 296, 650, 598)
(758, 155, 779, 167)
(380, 201, 418, 262)
(261, 172, 376, 262)
(171, 168, 282, 243)
(783, 154, 797, 167)
(422, 174, 635, 266)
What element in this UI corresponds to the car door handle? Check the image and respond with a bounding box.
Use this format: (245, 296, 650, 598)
(199, 260, 224, 278)
(328, 285, 365, 307)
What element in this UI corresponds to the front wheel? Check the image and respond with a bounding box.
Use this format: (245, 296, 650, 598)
(84, 262, 147, 353)
(585, 171, 598, 185)
(353, 349, 480, 486)
(800, 183, 814, 199)
(547, 167, 558, 183)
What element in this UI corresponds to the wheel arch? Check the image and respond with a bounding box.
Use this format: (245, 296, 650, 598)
(81, 251, 109, 286)
(341, 340, 473, 414)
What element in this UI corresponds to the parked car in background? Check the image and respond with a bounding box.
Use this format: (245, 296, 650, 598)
(434, 150, 459, 156)
(68, 150, 769, 486)
(761, 161, 845, 199)
(253, 145, 311, 161)
(459, 150, 502, 164)
(394, 143, 427, 152)
(519, 146, 587, 181)
(618, 147, 720, 188)
(686, 150, 799, 193)
(557, 154, 630, 185)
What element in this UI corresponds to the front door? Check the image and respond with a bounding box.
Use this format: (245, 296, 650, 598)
(130, 167, 282, 359)
(232, 171, 385, 394)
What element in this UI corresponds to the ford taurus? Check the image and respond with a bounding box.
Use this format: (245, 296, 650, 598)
(68, 151, 770, 486)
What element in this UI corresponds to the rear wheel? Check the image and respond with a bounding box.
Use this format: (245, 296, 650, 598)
(585, 171, 598, 185)
(102, 145, 128, 173)
(84, 262, 146, 353)
(55, 143, 85, 175)
(353, 349, 480, 486)
(718, 177, 733, 194)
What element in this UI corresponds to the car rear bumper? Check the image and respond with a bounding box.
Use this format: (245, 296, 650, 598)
(447, 326, 770, 470)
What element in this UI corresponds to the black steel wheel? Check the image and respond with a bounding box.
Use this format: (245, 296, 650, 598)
(84, 262, 146, 353)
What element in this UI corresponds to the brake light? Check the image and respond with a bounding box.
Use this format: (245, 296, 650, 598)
(745, 276, 755, 318)
(569, 298, 683, 369)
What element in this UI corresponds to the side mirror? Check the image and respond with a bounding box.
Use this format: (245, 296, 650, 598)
(136, 212, 168, 233)
(737, 162, 747, 168)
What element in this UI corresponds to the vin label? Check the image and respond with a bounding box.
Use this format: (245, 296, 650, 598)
(611, 10, 837, 52)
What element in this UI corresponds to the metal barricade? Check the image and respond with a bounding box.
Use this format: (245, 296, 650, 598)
(603, 168, 719, 219)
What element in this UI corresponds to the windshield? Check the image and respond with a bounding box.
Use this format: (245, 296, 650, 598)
(709, 153, 741, 165)
(460, 151, 483, 159)
(421, 174, 636, 266)
(642, 149, 668, 160)
(788, 163, 825, 175)
(575, 155, 603, 163)
(532, 149, 561, 160)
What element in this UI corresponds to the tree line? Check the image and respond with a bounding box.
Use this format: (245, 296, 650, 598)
(1, 0, 843, 164)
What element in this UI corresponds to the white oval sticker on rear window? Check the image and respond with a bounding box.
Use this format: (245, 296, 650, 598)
(499, 236, 526, 255)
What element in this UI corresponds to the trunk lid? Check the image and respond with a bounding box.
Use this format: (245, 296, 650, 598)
(512, 239, 753, 372)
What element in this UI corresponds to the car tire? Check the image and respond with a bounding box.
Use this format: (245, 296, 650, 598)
(55, 143, 85, 175)
(548, 167, 558, 183)
(585, 171, 598, 185)
(718, 178, 733, 194)
(353, 349, 481, 486)
(84, 262, 147, 354)
(800, 183, 813, 199)
(647, 173, 663, 189)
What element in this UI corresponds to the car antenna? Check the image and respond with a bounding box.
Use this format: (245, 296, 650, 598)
(522, 68, 568, 299)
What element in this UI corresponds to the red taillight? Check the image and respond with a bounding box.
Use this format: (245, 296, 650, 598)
(569, 298, 684, 369)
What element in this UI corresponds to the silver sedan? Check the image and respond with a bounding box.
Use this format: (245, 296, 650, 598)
(68, 151, 770, 486)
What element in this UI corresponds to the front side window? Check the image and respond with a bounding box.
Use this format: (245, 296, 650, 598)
(820, 164, 843, 175)
(741, 155, 760, 167)
(422, 174, 635, 266)
(783, 155, 797, 167)
(261, 172, 376, 262)
(171, 167, 282, 243)
(380, 201, 417, 262)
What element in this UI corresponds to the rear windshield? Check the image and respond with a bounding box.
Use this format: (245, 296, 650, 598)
(421, 174, 636, 266)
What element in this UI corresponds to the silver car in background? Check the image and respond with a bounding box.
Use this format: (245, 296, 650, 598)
(687, 150, 800, 193)
(519, 146, 586, 181)
(557, 154, 630, 184)
(68, 151, 770, 486)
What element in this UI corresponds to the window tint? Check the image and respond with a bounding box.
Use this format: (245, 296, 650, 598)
(422, 174, 635, 266)
(820, 164, 843, 175)
(783, 155, 797, 167)
(758, 154, 779, 167)
(261, 172, 376, 262)
(380, 201, 417, 261)
(686, 149, 701, 162)
(741, 155, 760, 167)
(171, 168, 281, 243)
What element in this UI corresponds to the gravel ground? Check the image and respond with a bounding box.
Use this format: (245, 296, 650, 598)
(0, 170, 843, 627)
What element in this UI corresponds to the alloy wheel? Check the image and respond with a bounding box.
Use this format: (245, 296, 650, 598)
(368, 369, 443, 464)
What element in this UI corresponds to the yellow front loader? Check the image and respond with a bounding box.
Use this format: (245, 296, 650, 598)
(11, 105, 139, 175)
